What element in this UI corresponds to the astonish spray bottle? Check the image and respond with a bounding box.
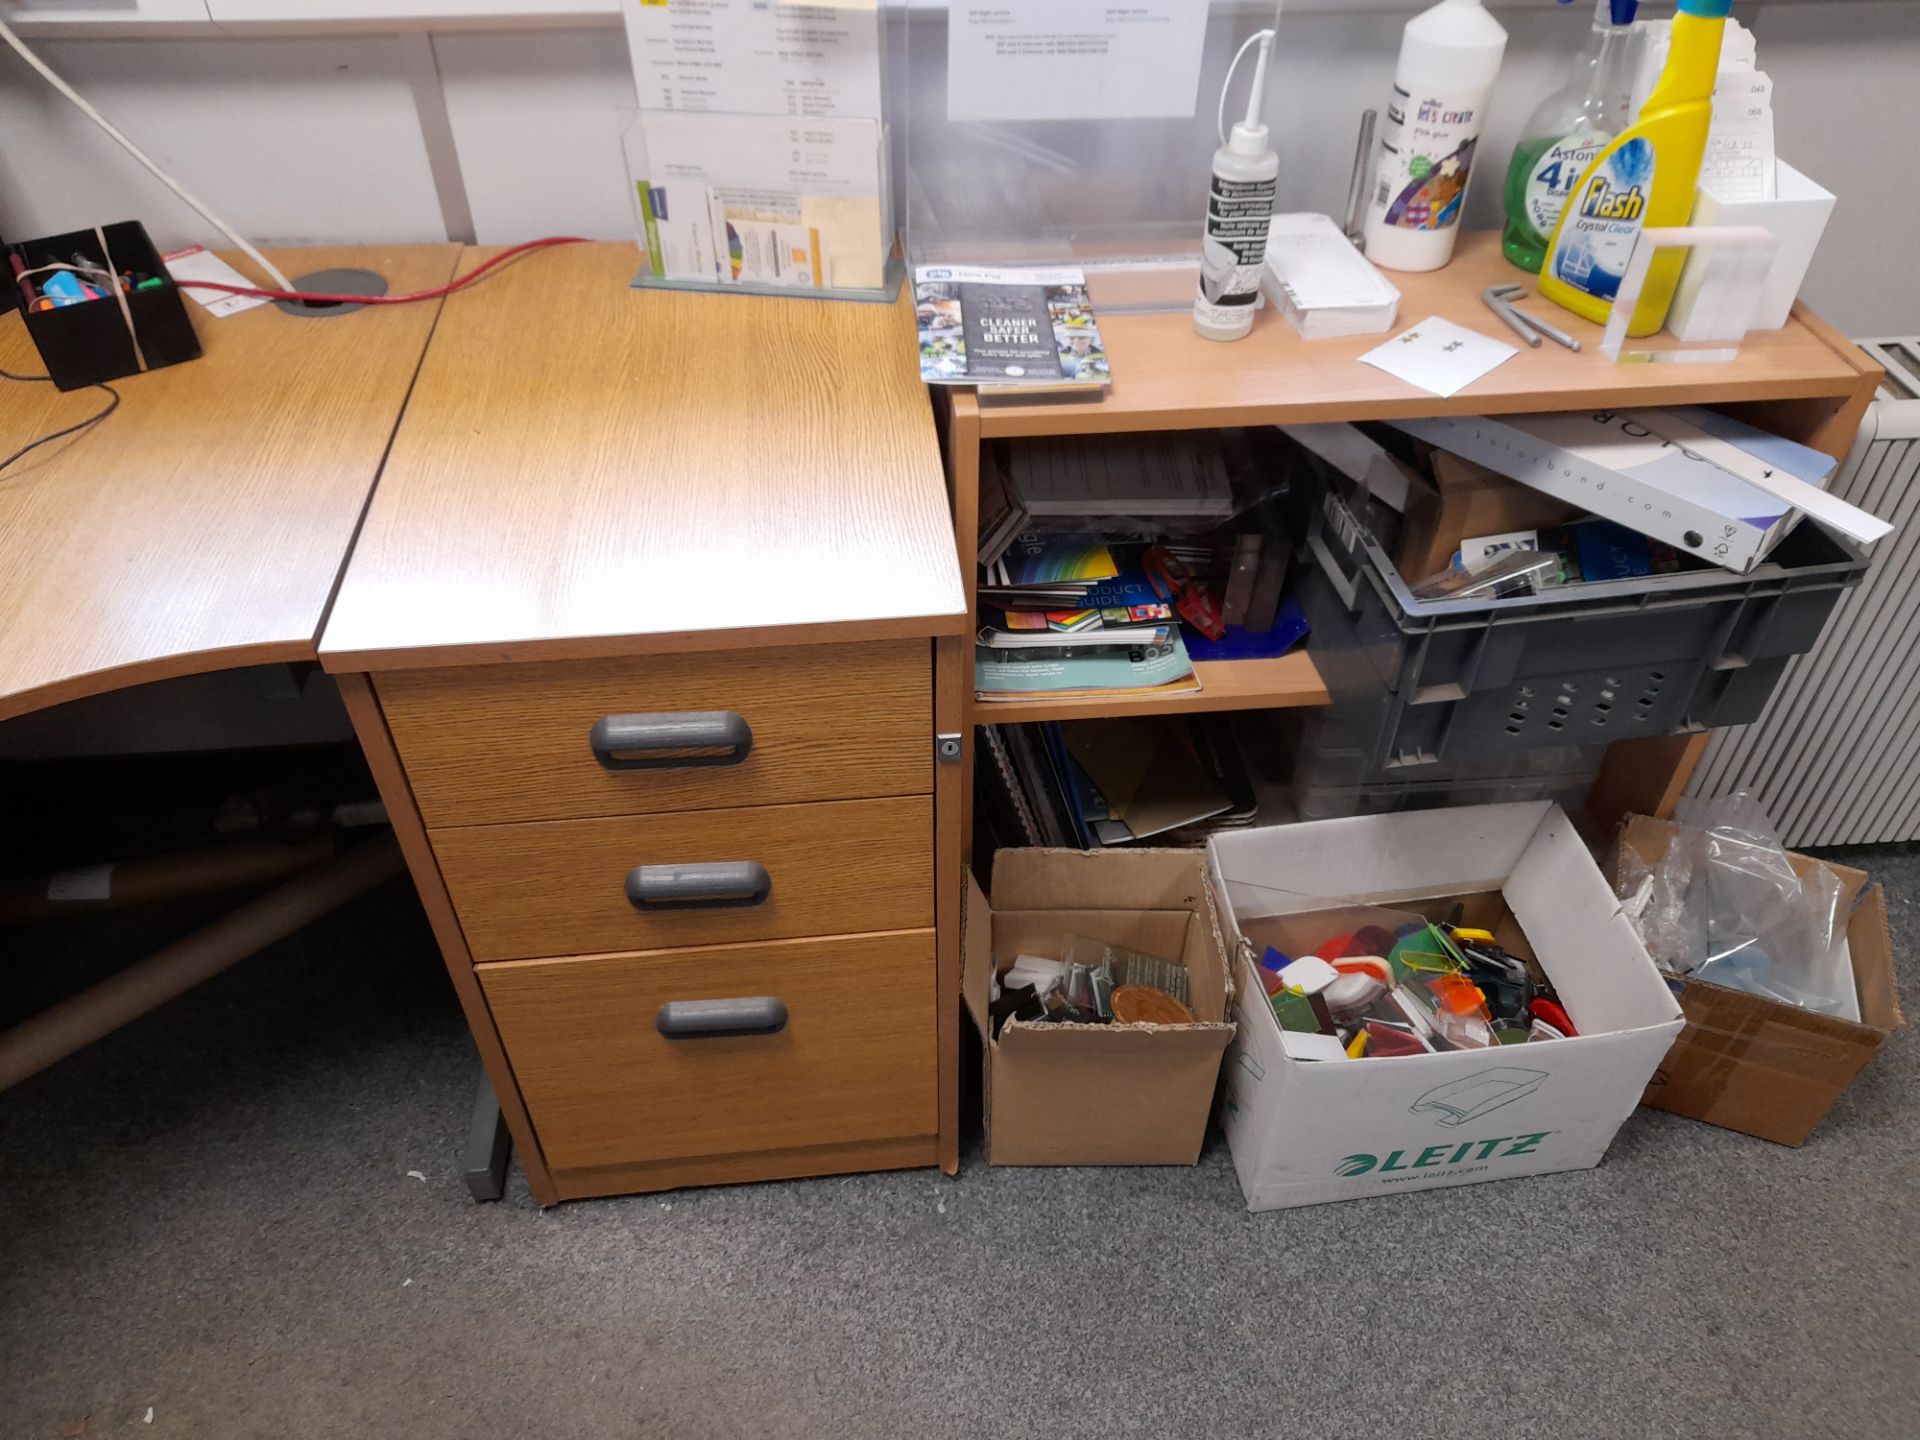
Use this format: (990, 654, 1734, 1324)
(1501, 0, 1642, 275)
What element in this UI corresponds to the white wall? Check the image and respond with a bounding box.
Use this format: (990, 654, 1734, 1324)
(1743, 2, 1919, 338)
(1, 1, 1913, 336)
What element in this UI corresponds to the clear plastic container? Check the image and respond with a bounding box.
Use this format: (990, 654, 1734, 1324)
(902, 3, 1292, 314)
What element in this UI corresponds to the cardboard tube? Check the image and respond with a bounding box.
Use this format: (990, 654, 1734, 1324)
(0, 832, 403, 1092)
(0, 836, 339, 927)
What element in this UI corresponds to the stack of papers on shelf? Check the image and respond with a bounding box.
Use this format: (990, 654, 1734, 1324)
(1007, 434, 1235, 520)
(1260, 213, 1400, 340)
(978, 715, 1259, 853)
(1065, 718, 1235, 843)
(974, 632, 1202, 704)
(975, 532, 1199, 699)
(979, 536, 1179, 653)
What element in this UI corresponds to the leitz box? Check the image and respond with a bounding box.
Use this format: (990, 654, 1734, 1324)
(961, 848, 1234, 1166)
(1616, 814, 1903, 1146)
(1207, 803, 1683, 1210)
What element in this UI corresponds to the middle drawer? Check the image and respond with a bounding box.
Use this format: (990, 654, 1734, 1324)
(433, 794, 933, 961)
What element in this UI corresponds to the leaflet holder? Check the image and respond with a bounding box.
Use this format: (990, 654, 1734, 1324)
(620, 4, 907, 304)
(623, 113, 904, 303)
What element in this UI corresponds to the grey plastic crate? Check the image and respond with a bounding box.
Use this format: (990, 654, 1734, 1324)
(1297, 489, 1869, 766)
(1294, 768, 1603, 822)
(1287, 709, 1608, 819)
(1290, 709, 1609, 788)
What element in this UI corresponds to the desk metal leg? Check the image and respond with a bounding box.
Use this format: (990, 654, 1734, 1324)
(463, 1066, 511, 1202)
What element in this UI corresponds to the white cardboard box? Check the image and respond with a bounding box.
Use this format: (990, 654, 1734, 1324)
(1207, 803, 1683, 1211)
(1672, 160, 1836, 336)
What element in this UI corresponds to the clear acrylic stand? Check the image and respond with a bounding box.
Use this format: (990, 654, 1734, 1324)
(622, 114, 905, 305)
(619, 1, 908, 305)
(1601, 224, 1779, 365)
(903, 3, 1288, 316)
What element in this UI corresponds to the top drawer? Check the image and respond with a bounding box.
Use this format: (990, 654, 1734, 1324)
(378, 642, 930, 827)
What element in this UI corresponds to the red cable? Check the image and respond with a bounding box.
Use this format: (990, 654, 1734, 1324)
(170, 235, 591, 306)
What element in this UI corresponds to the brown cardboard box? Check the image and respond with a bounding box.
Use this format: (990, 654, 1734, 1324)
(962, 848, 1234, 1166)
(1395, 449, 1584, 583)
(1616, 815, 1904, 1146)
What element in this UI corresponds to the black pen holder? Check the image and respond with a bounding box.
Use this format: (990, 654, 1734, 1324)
(7, 221, 201, 390)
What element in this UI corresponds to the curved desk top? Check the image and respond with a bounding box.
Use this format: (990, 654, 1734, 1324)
(0, 244, 460, 722)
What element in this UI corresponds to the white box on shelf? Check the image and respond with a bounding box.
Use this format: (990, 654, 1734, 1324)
(1207, 803, 1683, 1212)
(1671, 159, 1835, 335)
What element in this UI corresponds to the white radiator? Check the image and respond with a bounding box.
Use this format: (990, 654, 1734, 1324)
(1689, 337, 1920, 847)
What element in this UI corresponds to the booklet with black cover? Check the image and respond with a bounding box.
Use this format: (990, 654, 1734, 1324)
(914, 264, 1111, 391)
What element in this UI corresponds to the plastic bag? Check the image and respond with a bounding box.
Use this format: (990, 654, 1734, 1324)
(1618, 793, 1855, 1018)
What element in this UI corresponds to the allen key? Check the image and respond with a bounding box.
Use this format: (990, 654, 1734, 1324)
(1483, 283, 1583, 352)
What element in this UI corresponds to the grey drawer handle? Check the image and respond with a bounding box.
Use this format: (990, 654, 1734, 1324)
(656, 997, 788, 1039)
(626, 861, 771, 911)
(589, 711, 752, 771)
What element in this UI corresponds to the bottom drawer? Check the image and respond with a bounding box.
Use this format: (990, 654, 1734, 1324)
(480, 930, 936, 1177)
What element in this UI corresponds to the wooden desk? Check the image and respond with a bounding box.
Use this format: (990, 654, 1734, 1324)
(320, 244, 968, 1205)
(0, 245, 462, 722)
(0, 245, 456, 1105)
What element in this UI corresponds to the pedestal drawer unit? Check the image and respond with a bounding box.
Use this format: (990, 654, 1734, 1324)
(363, 640, 946, 1201)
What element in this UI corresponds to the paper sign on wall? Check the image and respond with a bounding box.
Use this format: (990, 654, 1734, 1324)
(623, 0, 883, 119)
(946, 0, 1209, 123)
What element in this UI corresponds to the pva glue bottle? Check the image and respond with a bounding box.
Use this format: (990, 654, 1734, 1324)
(1362, 0, 1509, 273)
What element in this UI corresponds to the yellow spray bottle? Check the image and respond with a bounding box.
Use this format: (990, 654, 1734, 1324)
(1538, 0, 1730, 336)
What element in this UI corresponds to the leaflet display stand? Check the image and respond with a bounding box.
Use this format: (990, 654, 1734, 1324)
(621, 2, 907, 304)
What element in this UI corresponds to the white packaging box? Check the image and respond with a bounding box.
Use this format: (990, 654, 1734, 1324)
(1671, 160, 1836, 336)
(1207, 803, 1683, 1211)
(1393, 411, 1795, 573)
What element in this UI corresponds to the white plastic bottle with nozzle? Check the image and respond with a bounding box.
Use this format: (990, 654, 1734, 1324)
(1362, 0, 1508, 273)
(1195, 27, 1280, 341)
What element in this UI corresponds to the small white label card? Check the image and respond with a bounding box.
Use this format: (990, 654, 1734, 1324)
(1358, 316, 1518, 399)
(162, 246, 271, 318)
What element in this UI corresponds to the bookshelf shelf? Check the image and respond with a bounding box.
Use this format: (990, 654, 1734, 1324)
(977, 653, 1327, 726)
(941, 233, 1883, 843)
(968, 235, 1870, 441)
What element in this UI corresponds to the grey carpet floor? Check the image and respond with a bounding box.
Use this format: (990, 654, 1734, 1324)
(2, 846, 1914, 1440)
